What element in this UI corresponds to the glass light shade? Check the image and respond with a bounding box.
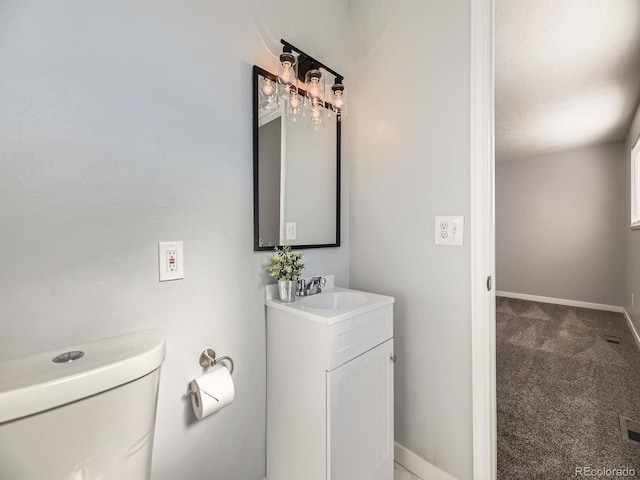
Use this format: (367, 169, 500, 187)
(330, 84, 347, 119)
(308, 103, 325, 130)
(287, 91, 303, 122)
(304, 69, 325, 110)
(259, 76, 279, 111)
(278, 53, 298, 98)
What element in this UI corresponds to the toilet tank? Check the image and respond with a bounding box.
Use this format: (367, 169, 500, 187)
(0, 329, 166, 480)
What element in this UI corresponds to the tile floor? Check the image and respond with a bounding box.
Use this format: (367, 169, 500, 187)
(394, 462, 422, 480)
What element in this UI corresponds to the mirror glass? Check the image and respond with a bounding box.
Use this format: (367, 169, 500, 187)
(253, 66, 340, 251)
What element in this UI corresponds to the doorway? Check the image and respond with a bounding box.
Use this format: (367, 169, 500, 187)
(492, 1, 640, 478)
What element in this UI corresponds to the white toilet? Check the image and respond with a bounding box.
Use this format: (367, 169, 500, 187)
(0, 329, 166, 480)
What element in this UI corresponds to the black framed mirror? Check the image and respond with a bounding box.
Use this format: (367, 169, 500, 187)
(253, 65, 341, 251)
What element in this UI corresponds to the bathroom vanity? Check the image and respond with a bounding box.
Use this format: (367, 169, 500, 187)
(265, 277, 394, 480)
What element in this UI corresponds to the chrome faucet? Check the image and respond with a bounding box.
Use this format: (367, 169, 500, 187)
(296, 276, 326, 296)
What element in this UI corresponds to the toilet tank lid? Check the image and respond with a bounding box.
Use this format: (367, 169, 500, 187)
(0, 328, 166, 424)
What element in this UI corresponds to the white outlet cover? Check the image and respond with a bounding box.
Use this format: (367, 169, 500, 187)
(285, 222, 297, 241)
(159, 241, 184, 281)
(435, 216, 464, 246)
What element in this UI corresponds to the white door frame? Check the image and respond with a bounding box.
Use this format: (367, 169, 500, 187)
(470, 0, 496, 479)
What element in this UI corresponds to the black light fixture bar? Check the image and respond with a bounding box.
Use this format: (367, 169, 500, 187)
(280, 39, 344, 84)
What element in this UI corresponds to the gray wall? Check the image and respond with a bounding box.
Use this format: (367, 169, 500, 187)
(348, 1, 473, 478)
(0, 1, 350, 479)
(626, 103, 640, 333)
(496, 142, 626, 306)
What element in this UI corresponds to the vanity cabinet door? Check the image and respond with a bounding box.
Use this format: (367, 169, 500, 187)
(327, 339, 394, 480)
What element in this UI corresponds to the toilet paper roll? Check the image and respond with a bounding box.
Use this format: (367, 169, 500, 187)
(190, 366, 235, 420)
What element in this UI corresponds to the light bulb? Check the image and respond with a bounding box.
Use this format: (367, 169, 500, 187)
(261, 79, 275, 96)
(280, 62, 292, 82)
(308, 104, 325, 129)
(278, 53, 298, 98)
(287, 91, 303, 122)
(334, 92, 344, 109)
(260, 76, 279, 111)
(304, 69, 325, 111)
(309, 78, 320, 98)
(330, 83, 346, 118)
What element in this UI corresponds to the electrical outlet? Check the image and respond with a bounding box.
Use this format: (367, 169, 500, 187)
(435, 216, 464, 246)
(167, 249, 177, 271)
(159, 241, 184, 281)
(285, 222, 297, 241)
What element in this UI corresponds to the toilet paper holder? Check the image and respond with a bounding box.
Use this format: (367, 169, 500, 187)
(198, 348, 235, 375)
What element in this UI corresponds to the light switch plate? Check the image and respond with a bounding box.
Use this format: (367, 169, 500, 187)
(159, 241, 184, 281)
(435, 216, 464, 246)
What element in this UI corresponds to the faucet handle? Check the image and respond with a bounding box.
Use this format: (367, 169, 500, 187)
(320, 277, 326, 287)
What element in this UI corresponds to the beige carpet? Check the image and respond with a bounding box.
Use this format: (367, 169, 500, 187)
(497, 297, 640, 479)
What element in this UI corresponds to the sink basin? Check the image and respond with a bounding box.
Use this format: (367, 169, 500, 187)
(265, 278, 394, 324)
(302, 292, 368, 310)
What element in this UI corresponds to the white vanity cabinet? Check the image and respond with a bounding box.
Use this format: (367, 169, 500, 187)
(265, 286, 394, 480)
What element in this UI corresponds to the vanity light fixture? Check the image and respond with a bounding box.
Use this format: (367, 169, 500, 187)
(278, 39, 347, 127)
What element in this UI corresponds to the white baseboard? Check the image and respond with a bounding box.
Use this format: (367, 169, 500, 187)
(394, 442, 458, 480)
(622, 308, 640, 351)
(496, 291, 624, 313)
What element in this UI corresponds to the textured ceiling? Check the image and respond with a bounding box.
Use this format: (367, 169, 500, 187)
(496, 0, 640, 161)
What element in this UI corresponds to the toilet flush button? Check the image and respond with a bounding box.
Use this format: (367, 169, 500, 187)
(52, 351, 85, 363)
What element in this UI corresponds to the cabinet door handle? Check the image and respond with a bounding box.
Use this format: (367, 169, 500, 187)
(390, 355, 397, 363)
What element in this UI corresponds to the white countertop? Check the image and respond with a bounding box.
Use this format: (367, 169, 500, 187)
(265, 277, 394, 325)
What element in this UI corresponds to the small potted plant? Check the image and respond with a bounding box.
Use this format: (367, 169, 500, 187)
(266, 244, 305, 302)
